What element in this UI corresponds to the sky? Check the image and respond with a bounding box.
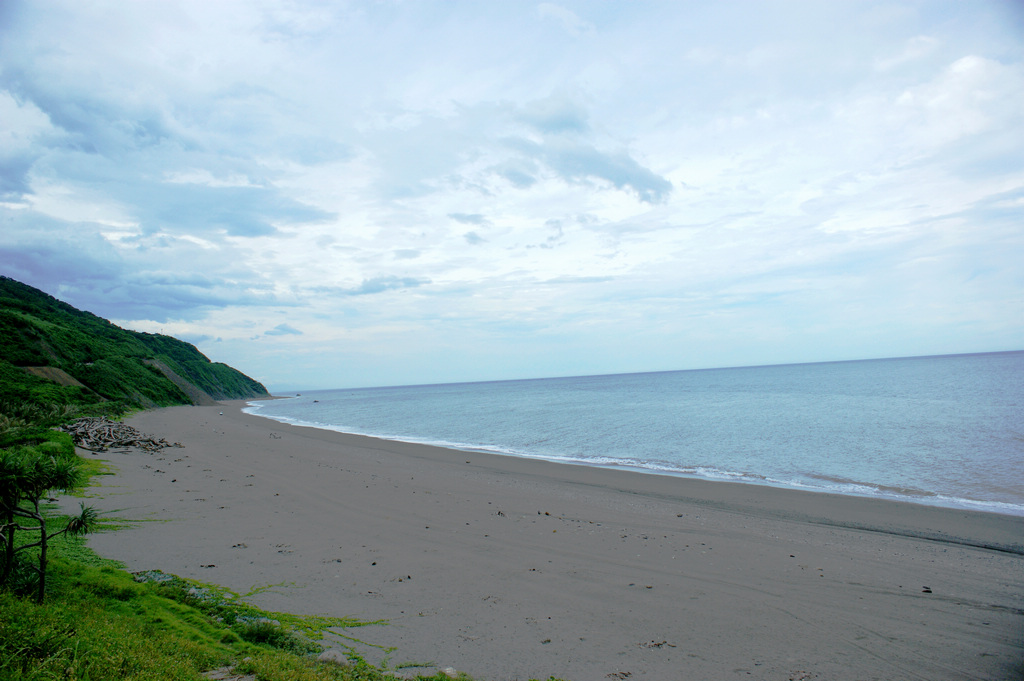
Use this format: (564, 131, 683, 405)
(1, 1, 1022, 391)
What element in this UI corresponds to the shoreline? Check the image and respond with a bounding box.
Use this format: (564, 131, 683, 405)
(242, 399, 1024, 520)
(245, 401, 1024, 552)
(72, 402, 1024, 680)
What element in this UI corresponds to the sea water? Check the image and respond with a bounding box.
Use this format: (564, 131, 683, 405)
(244, 352, 1024, 516)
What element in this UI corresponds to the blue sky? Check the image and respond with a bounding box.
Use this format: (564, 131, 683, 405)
(2, 1, 1022, 390)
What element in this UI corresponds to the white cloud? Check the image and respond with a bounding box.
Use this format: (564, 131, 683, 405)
(1, 0, 1022, 389)
(265, 323, 303, 336)
(537, 3, 594, 37)
(894, 55, 1021, 146)
(874, 35, 940, 71)
(163, 170, 261, 188)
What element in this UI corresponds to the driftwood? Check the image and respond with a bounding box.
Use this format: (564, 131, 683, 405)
(59, 417, 183, 452)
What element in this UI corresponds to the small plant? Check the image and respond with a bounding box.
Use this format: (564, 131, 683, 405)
(236, 618, 321, 654)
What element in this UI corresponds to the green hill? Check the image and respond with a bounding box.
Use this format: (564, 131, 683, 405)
(0, 276, 269, 414)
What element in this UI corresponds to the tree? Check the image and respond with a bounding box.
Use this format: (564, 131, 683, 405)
(0, 445, 97, 602)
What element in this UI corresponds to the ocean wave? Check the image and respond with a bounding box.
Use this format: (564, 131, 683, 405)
(805, 473, 939, 498)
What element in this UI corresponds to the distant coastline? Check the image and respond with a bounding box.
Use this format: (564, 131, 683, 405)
(265, 349, 1024, 393)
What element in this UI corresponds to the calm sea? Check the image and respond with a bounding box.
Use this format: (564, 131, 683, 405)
(245, 352, 1024, 516)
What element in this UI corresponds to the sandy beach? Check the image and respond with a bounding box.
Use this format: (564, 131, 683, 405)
(68, 403, 1023, 681)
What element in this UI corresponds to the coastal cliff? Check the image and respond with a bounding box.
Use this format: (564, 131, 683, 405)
(0, 276, 269, 411)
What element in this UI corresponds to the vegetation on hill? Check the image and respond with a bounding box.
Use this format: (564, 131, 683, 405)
(0, 276, 269, 418)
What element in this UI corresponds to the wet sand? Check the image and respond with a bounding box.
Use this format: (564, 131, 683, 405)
(71, 403, 1024, 681)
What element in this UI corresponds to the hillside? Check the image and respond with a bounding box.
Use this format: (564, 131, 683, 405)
(0, 276, 269, 412)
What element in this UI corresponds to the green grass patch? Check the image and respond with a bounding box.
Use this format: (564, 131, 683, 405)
(0, 562, 227, 680)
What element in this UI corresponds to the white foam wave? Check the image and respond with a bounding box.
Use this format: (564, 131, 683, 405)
(241, 408, 1024, 517)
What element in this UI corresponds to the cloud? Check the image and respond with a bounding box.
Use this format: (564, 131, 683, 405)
(517, 95, 590, 134)
(0, 90, 59, 201)
(0, 242, 121, 301)
(278, 135, 353, 166)
(540, 139, 673, 203)
(0, 0, 1021, 389)
(316, 276, 431, 297)
(874, 35, 940, 71)
(0, 208, 283, 322)
(893, 55, 1019, 147)
(0, 153, 34, 200)
(448, 213, 489, 225)
(0, 27, 339, 237)
(0, 66, 174, 159)
(265, 323, 303, 336)
(136, 183, 334, 237)
(360, 96, 668, 204)
(537, 3, 594, 37)
(163, 170, 260, 189)
(494, 163, 537, 188)
(543, 275, 614, 285)
(497, 135, 672, 203)
(178, 333, 214, 345)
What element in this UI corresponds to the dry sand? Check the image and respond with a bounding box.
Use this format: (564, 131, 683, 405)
(67, 403, 1023, 681)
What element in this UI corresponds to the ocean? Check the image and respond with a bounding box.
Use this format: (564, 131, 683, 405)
(244, 351, 1024, 516)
